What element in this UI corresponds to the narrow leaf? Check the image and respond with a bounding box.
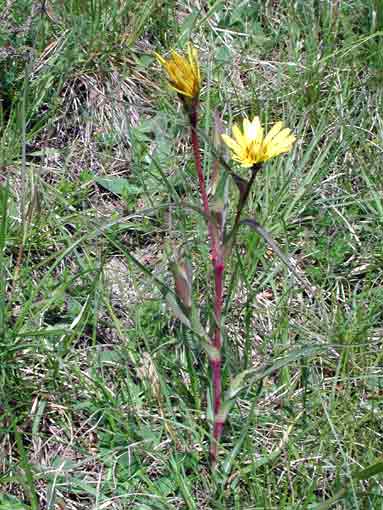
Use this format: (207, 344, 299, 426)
(165, 292, 191, 329)
(241, 218, 315, 296)
(354, 459, 383, 480)
(227, 345, 328, 400)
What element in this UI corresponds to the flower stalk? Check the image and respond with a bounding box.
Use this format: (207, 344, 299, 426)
(189, 100, 225, 468)
(157, 43, 296, 470)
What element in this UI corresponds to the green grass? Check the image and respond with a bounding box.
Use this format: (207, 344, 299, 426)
(1, 0, 383, 508)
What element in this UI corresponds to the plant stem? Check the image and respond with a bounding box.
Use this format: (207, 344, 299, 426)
(189, 100, 224, 469)
(189, 103, 211, 229)
(224, 165, 261, 258)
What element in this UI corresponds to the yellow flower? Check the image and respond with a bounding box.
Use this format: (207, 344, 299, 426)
(222, 116, 296, 168)
(156, 43, 201, 99)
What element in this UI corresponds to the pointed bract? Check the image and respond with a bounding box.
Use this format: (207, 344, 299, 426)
(156, 43, 201, 99)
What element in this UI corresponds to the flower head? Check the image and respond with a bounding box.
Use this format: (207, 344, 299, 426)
(156, 43, 201, 99)
(222, 116, 296, 168)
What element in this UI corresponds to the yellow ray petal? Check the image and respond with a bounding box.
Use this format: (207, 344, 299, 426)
(245, 117, 262, 143)
(264, 121, 283, 145)
(232, 124, 246, 146)
(221, 134, 243, 157)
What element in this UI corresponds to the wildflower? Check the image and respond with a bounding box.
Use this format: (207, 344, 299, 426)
(156, 43, 201, 99)
(222, 116, 296, 168)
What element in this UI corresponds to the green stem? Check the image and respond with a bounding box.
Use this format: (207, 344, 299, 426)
(225, 164, 262, 257)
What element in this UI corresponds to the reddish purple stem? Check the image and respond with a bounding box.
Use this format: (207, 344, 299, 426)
(189, 100, 225, 469)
